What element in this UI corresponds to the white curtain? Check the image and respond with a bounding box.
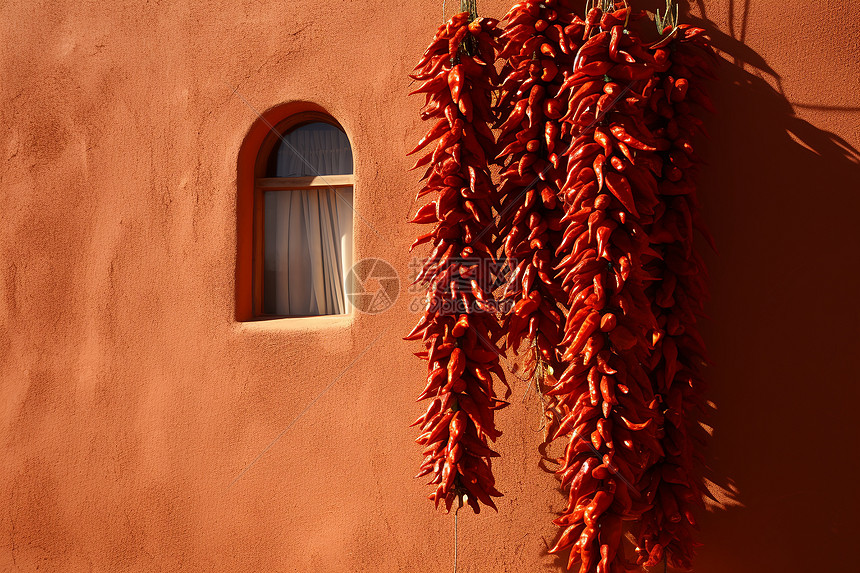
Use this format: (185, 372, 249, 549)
(263, 123, 354, 316)
(269, 122, 353, 177)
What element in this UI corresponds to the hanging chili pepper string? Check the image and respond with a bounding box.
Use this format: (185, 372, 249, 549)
(546, 2, 676, 571)
(492, 0, 588, 453)
(407, 8, 507, 515)
(632, 13, 717, 569)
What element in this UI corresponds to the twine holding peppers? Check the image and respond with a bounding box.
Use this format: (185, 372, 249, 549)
(407, 1, 715, 571)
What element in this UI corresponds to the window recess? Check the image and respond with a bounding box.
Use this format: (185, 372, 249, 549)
(253, 117, 354, 318)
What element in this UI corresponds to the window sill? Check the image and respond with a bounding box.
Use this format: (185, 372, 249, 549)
(234, 312, 355, 333)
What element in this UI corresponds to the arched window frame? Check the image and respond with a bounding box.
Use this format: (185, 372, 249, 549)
(236, 103, 354, 322)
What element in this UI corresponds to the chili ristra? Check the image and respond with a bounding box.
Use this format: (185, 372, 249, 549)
(406, 10, 508, 514)
(631, 22, 717, 571)
(546, 3, 671, 571)
(495, 0, 584, 439)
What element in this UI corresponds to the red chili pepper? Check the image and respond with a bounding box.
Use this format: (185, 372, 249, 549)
(592, 153, 606, 191)
(609, 123, 657, 151)
(604, 171, 639, 217)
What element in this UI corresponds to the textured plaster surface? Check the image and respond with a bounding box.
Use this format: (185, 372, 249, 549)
(1, 0, 858, 571)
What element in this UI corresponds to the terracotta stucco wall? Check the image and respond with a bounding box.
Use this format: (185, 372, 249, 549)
(1, 0, 858, 571)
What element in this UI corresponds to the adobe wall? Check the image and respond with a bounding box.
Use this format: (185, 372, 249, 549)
(1, 1, 858, 571)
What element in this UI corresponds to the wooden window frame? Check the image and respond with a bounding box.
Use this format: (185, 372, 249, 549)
(236, 105, 353, 321)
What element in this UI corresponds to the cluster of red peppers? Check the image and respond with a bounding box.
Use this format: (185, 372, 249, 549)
(407, 1, 716, 571)
(632, 21, 717, 570)
(405, 11, 509, 514)
(494, 0, 580, 396)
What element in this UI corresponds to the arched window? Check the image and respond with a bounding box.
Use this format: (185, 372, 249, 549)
(237, 108, 354, 319)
